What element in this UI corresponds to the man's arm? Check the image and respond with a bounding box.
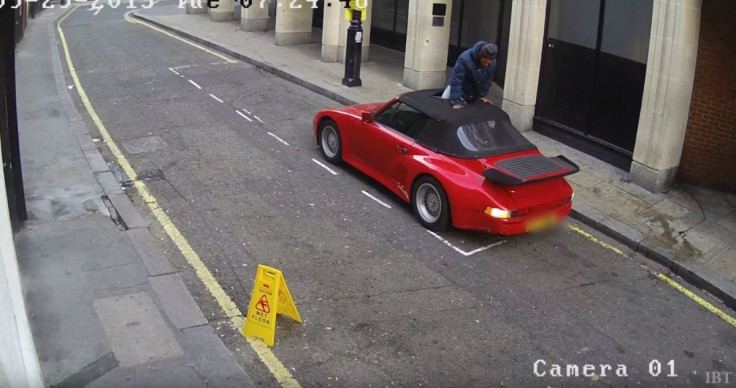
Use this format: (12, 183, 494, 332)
(449, 62, 466, 106)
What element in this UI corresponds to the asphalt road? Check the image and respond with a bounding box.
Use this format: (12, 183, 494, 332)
(58, 2, 736, 387)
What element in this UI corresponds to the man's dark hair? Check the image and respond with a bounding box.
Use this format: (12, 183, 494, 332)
(479, 43, 498, 60)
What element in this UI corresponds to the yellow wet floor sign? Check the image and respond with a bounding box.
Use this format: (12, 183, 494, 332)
(242, 265, 302, 346)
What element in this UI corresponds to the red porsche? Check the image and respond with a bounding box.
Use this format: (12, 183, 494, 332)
(313, 89, 579, 235)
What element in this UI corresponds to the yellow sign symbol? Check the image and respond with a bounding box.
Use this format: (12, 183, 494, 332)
(255, 295, 270, 313)
(242, 265, 302, 347)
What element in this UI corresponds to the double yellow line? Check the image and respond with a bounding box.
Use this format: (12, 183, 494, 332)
(122, 9, 235, 63)
(57, 6, 299, 387)
(568, 224, 736, 328)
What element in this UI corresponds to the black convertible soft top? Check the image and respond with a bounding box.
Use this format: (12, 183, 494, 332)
(398, 89, 508, 122)
(396, 89, 537, 159)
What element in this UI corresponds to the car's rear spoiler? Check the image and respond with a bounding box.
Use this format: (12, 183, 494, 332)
(483, 155, 579, 185)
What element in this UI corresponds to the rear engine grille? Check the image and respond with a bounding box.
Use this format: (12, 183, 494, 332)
(495, 155, 563, 179)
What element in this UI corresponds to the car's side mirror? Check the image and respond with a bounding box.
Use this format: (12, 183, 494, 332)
(362, 112, 373, 123)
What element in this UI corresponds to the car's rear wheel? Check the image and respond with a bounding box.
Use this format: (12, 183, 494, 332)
(412, 176, 450, 232)
(319, 119, 342, 164)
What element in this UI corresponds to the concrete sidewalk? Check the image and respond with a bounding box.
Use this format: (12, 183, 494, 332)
(12, 5, 255, 387)
(134, 4, 736, 311)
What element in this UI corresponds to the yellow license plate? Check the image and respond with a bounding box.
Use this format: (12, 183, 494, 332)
(526, 214, 559, 232)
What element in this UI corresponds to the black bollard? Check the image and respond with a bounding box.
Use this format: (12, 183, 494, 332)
(342, 9, 362, 87)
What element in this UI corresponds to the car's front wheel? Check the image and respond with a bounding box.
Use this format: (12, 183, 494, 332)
(319, 119, 342, 164)
(412, 176, 450, 232)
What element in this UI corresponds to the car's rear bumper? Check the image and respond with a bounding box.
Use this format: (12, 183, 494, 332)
(455, 202, 573, 235)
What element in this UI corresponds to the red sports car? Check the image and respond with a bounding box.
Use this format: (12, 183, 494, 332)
(313, 89, 579, 235)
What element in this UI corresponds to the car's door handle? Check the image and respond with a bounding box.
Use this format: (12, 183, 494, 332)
(396, 145, 408, 153)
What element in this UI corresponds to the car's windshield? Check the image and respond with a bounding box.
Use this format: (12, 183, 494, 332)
(417, 119, 537, 159)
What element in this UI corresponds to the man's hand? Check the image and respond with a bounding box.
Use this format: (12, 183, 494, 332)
(480, 97, 494, 106)
(453, 104, 464, 110)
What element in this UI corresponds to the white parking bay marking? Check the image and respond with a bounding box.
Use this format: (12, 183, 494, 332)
(188, 79, 202, 89)
(267, 132, 289, 146)
(209, 94, 223, 103)
(236, 111, 253, 121)
(168, 67, 180, 76)
(312, 158, 338, 176)
(361, 190, 392, 209)
(426, 230, 506, 257)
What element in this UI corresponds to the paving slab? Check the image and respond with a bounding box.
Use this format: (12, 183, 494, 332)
(84, 149, 111, 173)
(706, 247, 736, 281)
(86, 262, 150, 292)
(108, 193, 149, 229)
(149, 273, 208, 329)
(76, 132, 99, 151)
(93, 292, 184, 367)
(95, 171, 124, 195)
(182, 325, 256, 388)
(126, 228, 175, 276)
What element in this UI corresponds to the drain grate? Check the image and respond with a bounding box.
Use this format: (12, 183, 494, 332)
(101, 194, 126, 230)
(137, 169, 165, 182)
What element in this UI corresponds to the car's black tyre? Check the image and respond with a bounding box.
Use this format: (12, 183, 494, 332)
(412, 175, 451, 232)
(318, 119, 342, 164)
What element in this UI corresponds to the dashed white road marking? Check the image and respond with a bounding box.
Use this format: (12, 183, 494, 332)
(254, 115, 264, 124)
(243, 108, 252, 115)
(171, 64, 197, 70)
(312, 158, 338, 176)
(361, 190, 392, 209)
(267, 132, 289, 146)
(168, 67, 180, 76)
(236, 111, 253, 121)
(209, 94, 223, 103)
(426, 230, 506, 257)
(188, 79, 202, 89)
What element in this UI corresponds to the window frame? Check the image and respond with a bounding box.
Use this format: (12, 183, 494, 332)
(373, 101, 431, 140)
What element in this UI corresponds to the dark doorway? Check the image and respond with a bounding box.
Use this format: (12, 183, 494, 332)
(535, 0, 653, 169)
(312, 0, 324, 28)
(369, 0, 409, 51)
(447, 0, 511, 87)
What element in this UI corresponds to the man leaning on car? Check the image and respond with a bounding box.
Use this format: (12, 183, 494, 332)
(441, 41, 498, 109)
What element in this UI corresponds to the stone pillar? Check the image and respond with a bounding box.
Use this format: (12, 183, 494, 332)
(185, 0, 206, 14)
(629, 0, 702, 192)
(403, 0, 453, 89)
(275, 0, 313, 46)
(501, 0, 546, 132)
(234, 0, 241, 21)
(321, 1, 343, 62)
(209, 0, 235, 21)
(241, 0, 269, 30)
